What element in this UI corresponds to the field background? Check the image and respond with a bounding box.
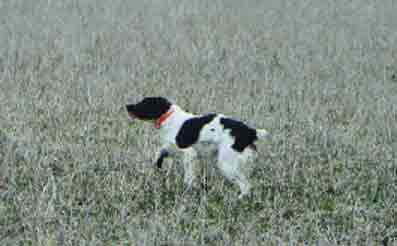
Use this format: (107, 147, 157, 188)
(1, 0, 397, 245)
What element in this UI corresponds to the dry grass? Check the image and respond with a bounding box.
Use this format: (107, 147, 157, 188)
(1, 0, 397, 245)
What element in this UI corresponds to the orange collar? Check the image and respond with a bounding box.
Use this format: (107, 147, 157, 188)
(155, 109, 174, 129)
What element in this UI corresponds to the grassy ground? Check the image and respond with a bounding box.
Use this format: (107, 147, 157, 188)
(1, 0, 397, 245)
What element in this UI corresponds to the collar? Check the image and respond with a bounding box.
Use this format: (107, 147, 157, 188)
(154, 108, 174, 129)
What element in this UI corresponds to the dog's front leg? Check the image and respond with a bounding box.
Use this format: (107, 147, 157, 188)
(155, 144, 171, 168)
(181, 147, 197, 188)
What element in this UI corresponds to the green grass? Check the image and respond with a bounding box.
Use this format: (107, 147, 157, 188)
(1, 0, 397, 245)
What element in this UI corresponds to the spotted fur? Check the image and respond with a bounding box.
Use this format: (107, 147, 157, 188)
(126, 97, 271, 198)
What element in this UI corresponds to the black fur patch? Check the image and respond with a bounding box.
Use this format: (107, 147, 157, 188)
(155, 149, 170, 168)
(220, 117, 258, 152)
(126, 97, 172, 120)
(176, 114, 217, 149)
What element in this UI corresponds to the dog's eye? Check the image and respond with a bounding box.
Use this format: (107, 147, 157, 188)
(210, 128, 215, 132)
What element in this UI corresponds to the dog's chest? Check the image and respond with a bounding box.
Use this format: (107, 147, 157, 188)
(160, 126, 180, 144)
(159, 117, 187, 144)
(159, 112, 195, 145)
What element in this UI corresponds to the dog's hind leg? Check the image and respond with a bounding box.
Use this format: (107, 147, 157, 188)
(217, 147, 250, 198)
(234, 172, 250, 199)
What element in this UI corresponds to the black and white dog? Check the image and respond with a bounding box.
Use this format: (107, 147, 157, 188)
(126, 97, 271, 198)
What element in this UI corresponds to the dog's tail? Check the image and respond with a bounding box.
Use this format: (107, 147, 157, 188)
(256, 129, 272, 141)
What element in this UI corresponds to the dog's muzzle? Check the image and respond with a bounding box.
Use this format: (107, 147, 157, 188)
(126, 105, 136, 122)
(127, 112, 135, 121)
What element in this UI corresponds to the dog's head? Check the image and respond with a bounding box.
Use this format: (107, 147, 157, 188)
(126, 97, 172, 121)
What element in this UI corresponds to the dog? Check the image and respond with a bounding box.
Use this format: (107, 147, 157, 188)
(126, 97, 271, 198)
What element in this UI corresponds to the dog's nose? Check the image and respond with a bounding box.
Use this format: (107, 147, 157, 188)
(126, 104, 134, 112)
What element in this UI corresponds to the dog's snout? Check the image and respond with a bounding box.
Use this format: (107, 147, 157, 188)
(126, 104, 134, 112)
(126, 104, 136, 121)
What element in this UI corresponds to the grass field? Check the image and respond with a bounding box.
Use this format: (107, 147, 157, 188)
(1, 0, 397, 245)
